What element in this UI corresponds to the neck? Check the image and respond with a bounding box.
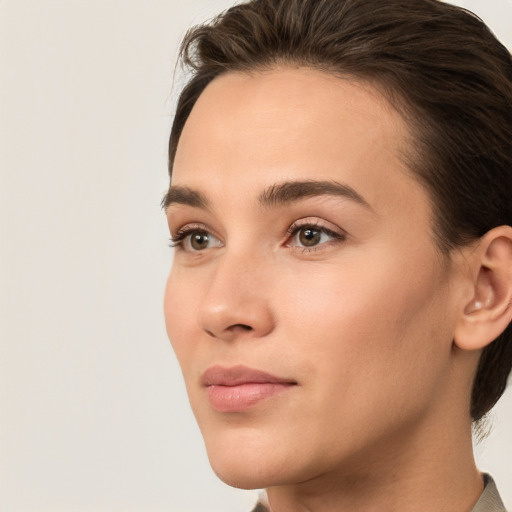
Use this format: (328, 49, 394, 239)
(266, 410, 483, 512)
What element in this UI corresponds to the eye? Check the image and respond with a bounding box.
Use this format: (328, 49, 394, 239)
(296, 227, 323, 247)
(170, 226, 223, 252)
(287, 222, 345, 250)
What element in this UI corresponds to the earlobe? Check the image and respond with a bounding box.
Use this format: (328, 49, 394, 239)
(454, 226, 512, 352)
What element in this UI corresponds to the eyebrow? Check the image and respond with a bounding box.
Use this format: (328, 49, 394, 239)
(163, 180, 371, 211)
(258, 180, 372, 210)
(162, 186, 209, 210)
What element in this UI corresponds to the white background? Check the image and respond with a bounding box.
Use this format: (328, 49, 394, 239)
(1, 1, 510, 511)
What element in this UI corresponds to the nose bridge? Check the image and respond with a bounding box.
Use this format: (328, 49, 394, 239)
(198, 245, 274, 340)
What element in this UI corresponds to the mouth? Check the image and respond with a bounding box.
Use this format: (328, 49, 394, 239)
(202, 365, 297, 413)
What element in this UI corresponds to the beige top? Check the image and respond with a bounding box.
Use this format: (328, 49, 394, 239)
(251, 474, 507, 512)
(472, 475, 507, 512)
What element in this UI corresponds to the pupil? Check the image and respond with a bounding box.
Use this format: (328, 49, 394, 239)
(191, 232, 209, 250)
(300, 228, 321, 247)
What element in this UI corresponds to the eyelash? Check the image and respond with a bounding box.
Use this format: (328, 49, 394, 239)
(168, 221, 346, 252)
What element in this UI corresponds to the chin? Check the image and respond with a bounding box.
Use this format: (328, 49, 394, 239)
(211, 464, 268, 490)
(209, 455, 287, 490)
(203, 429, 298, 490)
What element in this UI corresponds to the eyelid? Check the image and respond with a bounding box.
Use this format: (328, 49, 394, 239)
(286, 218, 346, 237)
(170, 222, 205, 243)
(170, 222, 205, 236)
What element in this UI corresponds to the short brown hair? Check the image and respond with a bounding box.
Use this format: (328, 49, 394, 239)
(165, 0, 512, 421)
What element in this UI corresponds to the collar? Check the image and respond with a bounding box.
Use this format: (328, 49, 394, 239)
(471, 474, 507, 512)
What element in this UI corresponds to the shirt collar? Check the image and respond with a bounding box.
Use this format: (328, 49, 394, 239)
(471, 474, 507, 512)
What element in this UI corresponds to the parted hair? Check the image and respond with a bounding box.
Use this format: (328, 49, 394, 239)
(166, 0, 512, 421)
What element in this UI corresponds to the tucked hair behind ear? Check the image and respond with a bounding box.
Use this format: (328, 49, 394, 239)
(165, 0, 512, 421)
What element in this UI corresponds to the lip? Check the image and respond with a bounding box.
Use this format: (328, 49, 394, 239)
(202, 365, 297, 413)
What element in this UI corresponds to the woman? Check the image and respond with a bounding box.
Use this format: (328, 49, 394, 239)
(163, 0, 512, 510)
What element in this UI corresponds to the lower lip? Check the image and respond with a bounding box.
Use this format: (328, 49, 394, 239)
(206, 382, 294, 413)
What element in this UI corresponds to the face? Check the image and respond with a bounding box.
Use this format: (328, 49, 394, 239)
(164, 68, 463, 489)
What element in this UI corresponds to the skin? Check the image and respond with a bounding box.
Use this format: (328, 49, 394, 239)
(164, 68, 488, 512)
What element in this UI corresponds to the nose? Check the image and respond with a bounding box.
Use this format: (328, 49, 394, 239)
(198, 252, 275, 342)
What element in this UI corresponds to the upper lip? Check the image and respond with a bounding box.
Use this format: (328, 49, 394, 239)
(202, 365, 297, 387)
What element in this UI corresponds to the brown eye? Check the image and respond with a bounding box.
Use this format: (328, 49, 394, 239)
(170, 227, 223, 253)
(288, 223, 345, 251)
(299, 228, 322, 247)
(190, 232, 210, 251)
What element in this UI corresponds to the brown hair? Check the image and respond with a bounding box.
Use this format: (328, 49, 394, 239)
(165, 0, 512, 421)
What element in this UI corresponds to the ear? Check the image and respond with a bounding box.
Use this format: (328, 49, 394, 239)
(454, 225, 512, 351)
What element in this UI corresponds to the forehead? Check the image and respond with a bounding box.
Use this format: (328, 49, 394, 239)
(172, 67, 422, 219)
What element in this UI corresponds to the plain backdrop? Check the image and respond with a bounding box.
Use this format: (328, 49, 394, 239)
(1, 1, 511, 511)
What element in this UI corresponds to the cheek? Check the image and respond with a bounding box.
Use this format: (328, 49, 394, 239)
(263, 254, 453, 475)
(277, 250, 452, 404)
(163, 267, 199, 369)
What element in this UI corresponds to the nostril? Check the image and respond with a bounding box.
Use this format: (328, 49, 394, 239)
(231, 324, 253, 331)
(203, 324, 253, 338)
